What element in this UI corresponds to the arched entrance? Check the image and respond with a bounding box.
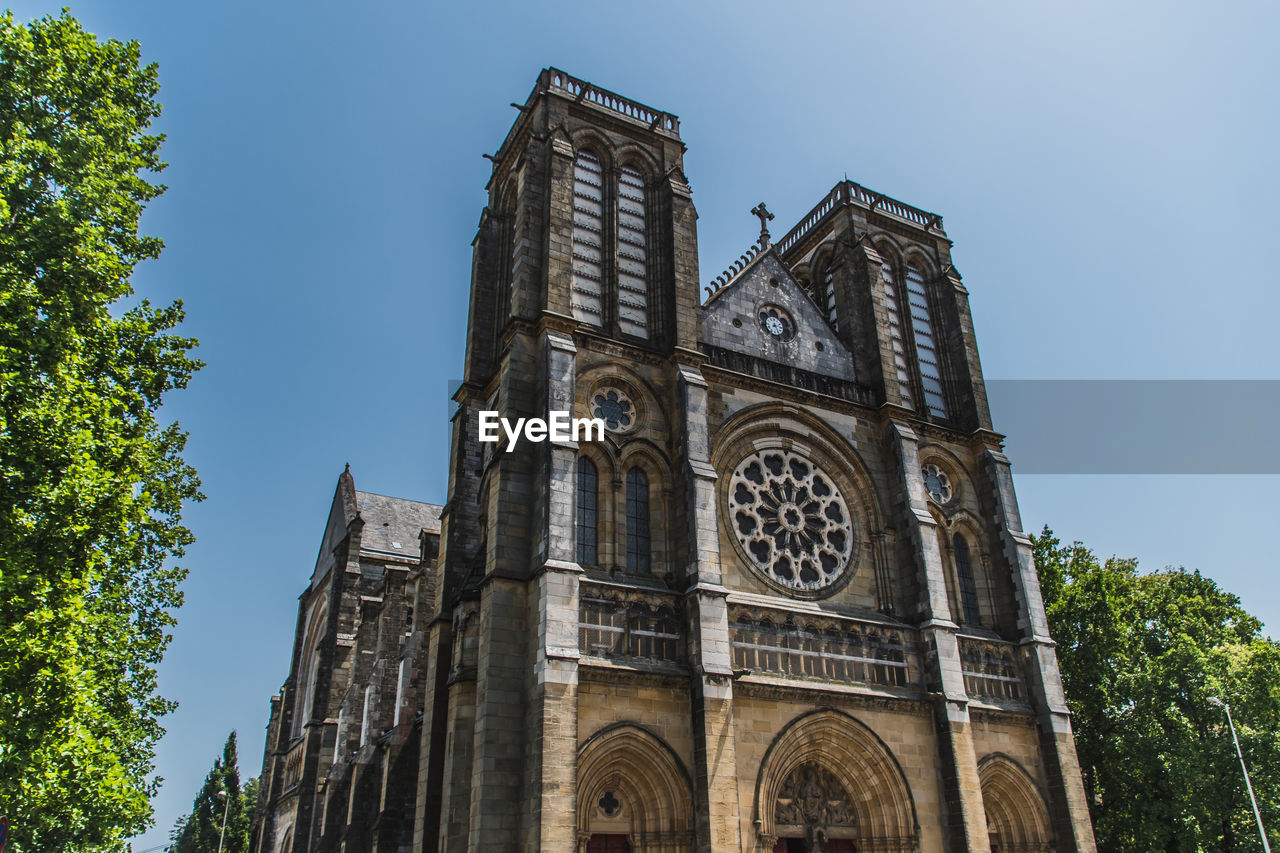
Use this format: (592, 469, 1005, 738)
(978, 754, 1053, 853)
(754, 710, 918, 853)
(576, 724, 694, 853)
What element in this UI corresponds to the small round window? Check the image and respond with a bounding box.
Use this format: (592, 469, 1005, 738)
(591, 387, 635, 432)
(758, 305, 796, 341)
(921, 463, 953, 504)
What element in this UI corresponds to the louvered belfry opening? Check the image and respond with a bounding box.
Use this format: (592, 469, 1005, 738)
(880, 261, 914, 406)
(572, 151, 605, 327)
(905, 263, 947, 418)
(616, 166, 649, 339)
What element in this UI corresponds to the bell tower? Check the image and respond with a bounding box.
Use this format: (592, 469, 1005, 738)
(423, 69, 707, 851)
(464, 67, 699, 388)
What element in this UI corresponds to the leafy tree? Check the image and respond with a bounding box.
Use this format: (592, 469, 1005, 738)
(1035, 528, 1280, 852)
(0, 10, 200, 851)
(170, 733, 256, 853)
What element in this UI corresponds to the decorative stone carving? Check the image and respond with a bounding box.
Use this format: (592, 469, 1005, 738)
(774, 763, 857, 829)
(728, 450, 853, 593)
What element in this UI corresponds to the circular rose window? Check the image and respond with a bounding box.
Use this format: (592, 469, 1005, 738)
(728, 449, 854, 593)
(591, 387, 635, 432)
(921, 463, 952, 503)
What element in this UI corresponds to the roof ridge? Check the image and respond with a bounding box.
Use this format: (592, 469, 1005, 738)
(354, 489, 443, 508)
(703, 240, 766, 302)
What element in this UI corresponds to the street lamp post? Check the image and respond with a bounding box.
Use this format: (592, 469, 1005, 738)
(216, 790, 230, 853)
(1209, 696, 1271, 853)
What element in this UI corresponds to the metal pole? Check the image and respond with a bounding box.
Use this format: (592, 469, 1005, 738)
(217, 790, 230, 853)
(1220, 700, 1271, 853)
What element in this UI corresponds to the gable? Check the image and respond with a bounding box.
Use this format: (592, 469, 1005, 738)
(700, 250, 856, 382)
(309, 468, 359, 589)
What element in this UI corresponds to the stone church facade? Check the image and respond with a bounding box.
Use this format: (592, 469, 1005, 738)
(250, 69, 1097, 853)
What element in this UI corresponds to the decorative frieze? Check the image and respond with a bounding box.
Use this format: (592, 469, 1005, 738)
(729, 606, 915, 688)
(959, 635, 1025, 702)
(579, 583, 683, 665)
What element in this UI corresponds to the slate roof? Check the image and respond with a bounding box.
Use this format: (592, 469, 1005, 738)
(355, 490, 443, 559)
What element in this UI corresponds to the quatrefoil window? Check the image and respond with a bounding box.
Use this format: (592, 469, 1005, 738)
(728, 450, 853, 593)
(591, 388, 634, 432)
(758, 305, 796, 341)
(921, 463, 952, 503)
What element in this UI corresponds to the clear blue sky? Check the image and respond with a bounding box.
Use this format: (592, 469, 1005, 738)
(7, 2, 1279, 849)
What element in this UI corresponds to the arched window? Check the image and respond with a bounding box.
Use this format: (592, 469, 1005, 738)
(625, 467, 650, 574)
(577, 456, 599, 565)
(905, 263, 947, 418)
(571, 152, 605, 327)
(616, 166, 649, 339)
(879, 260, 914, 406)
(953, 533, 981, 625)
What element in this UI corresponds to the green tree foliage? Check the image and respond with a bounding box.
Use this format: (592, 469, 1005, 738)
(1034, 528, 1280, 852)
(0, 11, 201, 851)
(170, 733, 256, 853)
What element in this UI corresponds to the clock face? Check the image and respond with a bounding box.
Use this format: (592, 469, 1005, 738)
(758, 305, 797, 341)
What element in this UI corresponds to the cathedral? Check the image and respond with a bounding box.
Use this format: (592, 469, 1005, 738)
(249, 68, 1098, 853)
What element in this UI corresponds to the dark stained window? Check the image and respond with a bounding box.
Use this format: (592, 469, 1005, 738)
(577, 456, 598, 565)
(954, 533, 981, 625)
(625, 467, 650, 574)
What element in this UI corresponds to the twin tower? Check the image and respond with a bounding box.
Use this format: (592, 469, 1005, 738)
(250, 69, 1098, 853)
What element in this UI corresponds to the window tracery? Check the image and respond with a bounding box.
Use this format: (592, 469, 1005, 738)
(591, 387, 635, 432)
(921, 463, 952, 504)
(728, 450, 853, 593)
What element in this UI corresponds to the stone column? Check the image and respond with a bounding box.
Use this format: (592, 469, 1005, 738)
(678, 363, 743, 851)
(888, 422, 991, 853)
(983, 450, 1098, 852)
(412, 615, 451, 853)
(522, 331, 583, 849)
(439, 604, 478, 851)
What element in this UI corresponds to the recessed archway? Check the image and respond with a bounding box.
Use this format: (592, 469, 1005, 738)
(577, 724, 694, 853)
(754, 709, 918, 852)
(979, 754, 1053, 852)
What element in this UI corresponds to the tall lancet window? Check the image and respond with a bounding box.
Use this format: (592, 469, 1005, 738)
(571, 152, 605, 327)
(880, 261, 914, 407)
(953, 533, 981, 625)
(576, 456, 599, 566)
(616, 166, 649, 338)
(905, 264, 947, 418)
(625, 467, 650, 574)
(823, 266, 838, 330)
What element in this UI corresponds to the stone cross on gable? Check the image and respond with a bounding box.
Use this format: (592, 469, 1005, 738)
(751, 202, 774, 248)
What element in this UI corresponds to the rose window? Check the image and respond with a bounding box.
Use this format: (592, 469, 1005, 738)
(591, 388, 634, 432)
(921, 464, 952, 503)
(728, 450, 853, 592)
(758, 305, 797, 341)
